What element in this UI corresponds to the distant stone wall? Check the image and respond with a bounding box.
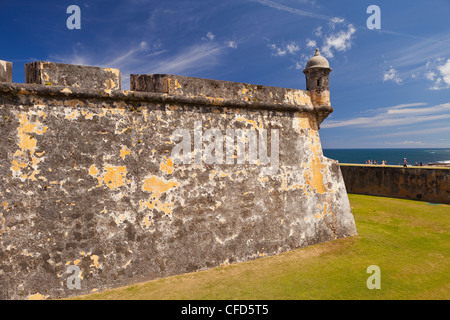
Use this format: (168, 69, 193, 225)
(0, 60, 357, 300)
(340, 165, 450, 204)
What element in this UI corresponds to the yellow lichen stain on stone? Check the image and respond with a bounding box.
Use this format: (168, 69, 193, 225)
(207, 97, 224, 106)
(17, 112, 47, 153)
(236, 117, 263, 130)
(90, 255, 100, 269)
(11, 111, 47, 181)
(142, 109, 149, 123)
(310, 90, 331, 106)
(81, 110, 95, 120)
(120, 146, 131, 160)
(89, 164, 98, 177)
(104, 79, 116, 90)
(142, 176, 178, 198)
(160, 157, 174, 174)
(100, 165, 128, 189)
(36, 110, 47, 119)
(292, 113, 328, 195)
(141, 201, 170, 215)
(315, 203, 329, 220)
(304, 155, 326, 194)
(143, 214, 153, 228)
(165, 78, 181, 94)
(65, 109, 80, 120)
(284, 90, 312, 106)
(28, 293, 49, 300)
(11, 160, 27, 172)
(60, 88, 72, 94)
(292, 113, 311, 132)
(90, 164, 130, 190)
(139, 175, 179, 224)
(97, 108, 107, 117)
(105, 68, 120, 79)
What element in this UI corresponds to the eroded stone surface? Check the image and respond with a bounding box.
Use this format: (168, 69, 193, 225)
(0, 72, 356, 300)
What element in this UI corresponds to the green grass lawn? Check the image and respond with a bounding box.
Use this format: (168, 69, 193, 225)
(73, 194, 449, 300)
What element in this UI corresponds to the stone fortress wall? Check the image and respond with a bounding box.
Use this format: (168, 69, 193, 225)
(0, 50, 357, 300)
(340, 165, 449, 204)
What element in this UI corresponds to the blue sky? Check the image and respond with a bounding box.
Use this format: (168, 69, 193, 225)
(1, 0, 450, 148)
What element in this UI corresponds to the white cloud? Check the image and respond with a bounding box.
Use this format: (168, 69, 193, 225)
(314, 26, 322, 37)
(322, 102, 450, 129)
(329, 17, 345, 29)
(383, 67, 403, 84)
(226, 41, 238, 49)
(203, 32, 215, 41)
(386, 103, 450, 115)
(330, 17, 345, 24)
(437, 59, 450, 86)
(425, 71, 436, 81)
(149, 42, 225, 74)
(268, 44, 286, 56)
(268, 41, 300, 57)
(286, 42, 300, 55)
(306, 39, 316, 49)
(379, 33, 450, 87)
(250, 0, 334, 22)
(425, 58, 450, 90)
(321, 24, 356, 58)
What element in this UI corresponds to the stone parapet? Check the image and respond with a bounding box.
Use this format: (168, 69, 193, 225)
(25, 61, 121, 91)
(0, 60, 12, 83)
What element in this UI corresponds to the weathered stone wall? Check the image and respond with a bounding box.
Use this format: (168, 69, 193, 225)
(0, 61, 356, 300)
(25, 61, 121, 91)
(340, 165, 450, 204)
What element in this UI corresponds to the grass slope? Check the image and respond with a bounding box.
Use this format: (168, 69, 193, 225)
(73, 194, 449, 300)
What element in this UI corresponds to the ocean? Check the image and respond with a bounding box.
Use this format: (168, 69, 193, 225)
(322, 148, 450, 166)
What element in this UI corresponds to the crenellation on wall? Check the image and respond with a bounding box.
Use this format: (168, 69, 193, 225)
(0, 60, 13, 83)
(25, 61, 121, 91)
